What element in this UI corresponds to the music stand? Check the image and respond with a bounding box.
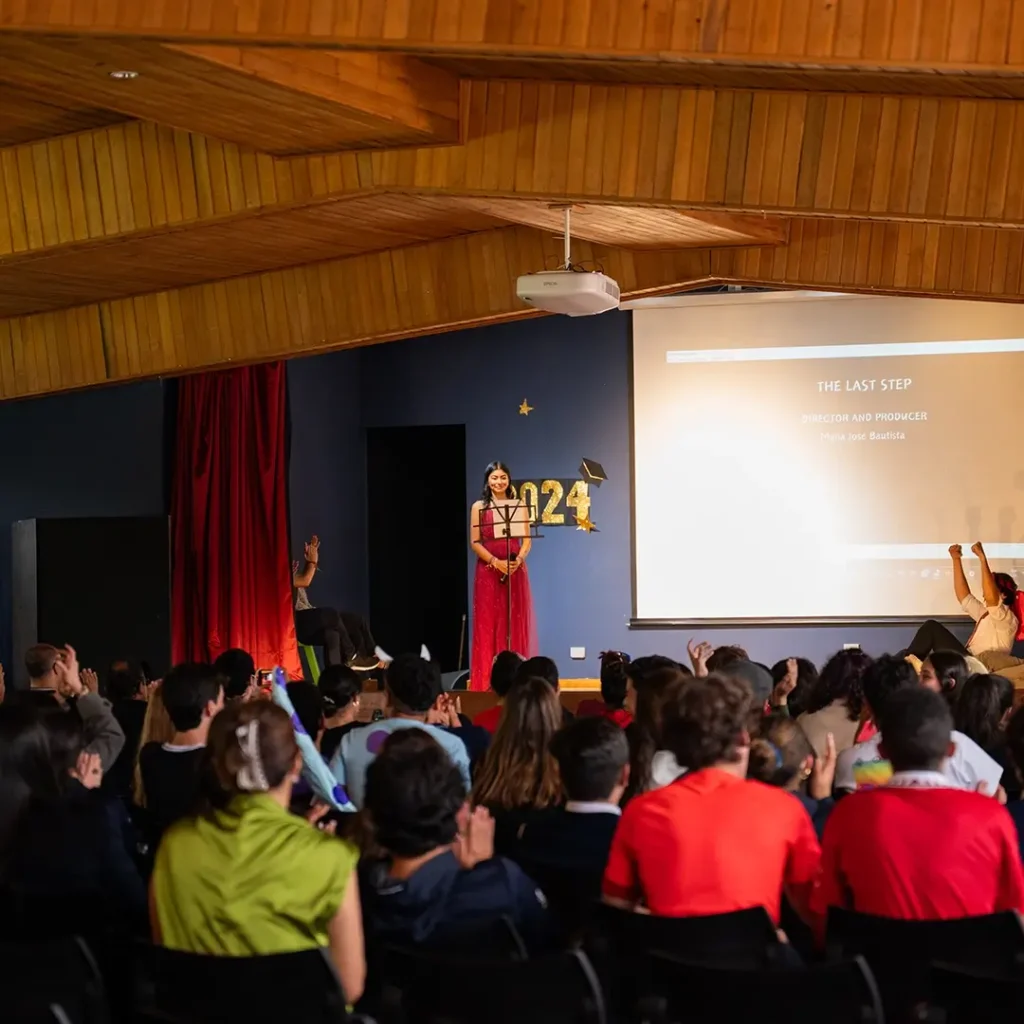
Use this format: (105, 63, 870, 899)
(490, 498, 540, 651)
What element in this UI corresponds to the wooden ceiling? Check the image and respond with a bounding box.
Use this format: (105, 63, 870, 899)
(3, 1, 1024, 399)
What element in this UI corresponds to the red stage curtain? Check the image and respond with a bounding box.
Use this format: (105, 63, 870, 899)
(171, 362, 301, 677)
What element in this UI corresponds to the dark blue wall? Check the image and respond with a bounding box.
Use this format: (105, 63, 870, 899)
(289, 312, 954, 677)
(0, 381, 167, 671)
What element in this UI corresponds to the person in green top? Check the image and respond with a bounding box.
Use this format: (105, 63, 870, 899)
(151, 700, 365, 1005)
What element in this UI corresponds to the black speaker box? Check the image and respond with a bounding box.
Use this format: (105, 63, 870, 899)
(11, 517, 171, 689)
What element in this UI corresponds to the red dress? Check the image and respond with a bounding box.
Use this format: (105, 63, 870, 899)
(470, 506, 538, 691)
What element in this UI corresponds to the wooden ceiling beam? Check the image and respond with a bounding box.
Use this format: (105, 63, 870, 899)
(4, 0, 1024, 79)
(5, 217, 1024, 402)
(0, 36, 461, 154)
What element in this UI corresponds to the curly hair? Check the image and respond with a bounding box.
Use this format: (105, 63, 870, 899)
(662, 673, 752, 770)
(472, 677, 563, 810)
(365, 729, 465, 857)
(804, 649, 873, 721)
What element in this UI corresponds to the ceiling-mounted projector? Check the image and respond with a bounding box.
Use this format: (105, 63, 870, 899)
(515, 206, 621, 316)
(516, 269, 621, 316)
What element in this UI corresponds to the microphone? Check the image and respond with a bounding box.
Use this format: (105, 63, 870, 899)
(498, 556, 518, 585)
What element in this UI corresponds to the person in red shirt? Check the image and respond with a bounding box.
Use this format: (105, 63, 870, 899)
(602, 674, 821, 926)
(472, 650, 523, 735)
(814, 686, 1024, 924)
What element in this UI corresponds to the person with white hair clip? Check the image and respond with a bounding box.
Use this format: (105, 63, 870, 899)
(150, 700, 366, 1005)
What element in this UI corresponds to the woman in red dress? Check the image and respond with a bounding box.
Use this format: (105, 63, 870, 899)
(469, 461, 538, 692)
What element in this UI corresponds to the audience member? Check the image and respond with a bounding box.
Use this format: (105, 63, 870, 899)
(1002, 706, 1024, 860)
(834, 655, 1003, 794)
(104, 659, 149, 801)
(426, 690, 491, 769)
(770, 657, 818, 718)
(815, 687, 1024, 923)
(577, 651, 633, 727)
(132, 681, 174, 809)
(138, 663, 224, 845)
(0, 705, 146, 939)
(152, 700, 365, 1003)
(604, 674, 821, 926)
(472, 650, 523, 735)
(514, 717, 628, 882)
(718, 658, 775, 713)
(919, 649, 969, 706)
(797, 648, 873, 757)
(360, 730, 548, 949)
(319, 664, 363, 763)
(514, 655, 573, 725)
(747, 714, 836, 836)
(213, 647, 257, 703)
(472, 677, 564, 855)
(623, 665, 692, 801)
(329, 653, 470, 809)
(955, 672, 1017, 797)
(705, 644, 748, 675)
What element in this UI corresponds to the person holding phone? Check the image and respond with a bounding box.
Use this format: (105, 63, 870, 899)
(468, 461, 538, 692)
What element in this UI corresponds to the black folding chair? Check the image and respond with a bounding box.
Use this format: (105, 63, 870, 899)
(826, 908, 1024, 1020)
(646, 951, 884, 1024)
(0, 935, 110, 1024)
(375, 946, 606, 1024)
(929, 962, 1024, 1024)
(134, 944, 350, 1023)
(585, 902, 789, 1022)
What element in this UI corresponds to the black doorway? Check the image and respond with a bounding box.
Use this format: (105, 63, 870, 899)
(366, 425, 467, 670)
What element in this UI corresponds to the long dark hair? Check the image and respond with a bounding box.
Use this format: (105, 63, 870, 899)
(480, 461, 513, 506)
(955, 673, 1014, 753)
(804, 649, 873, 721)
(624, 665, 691, 801)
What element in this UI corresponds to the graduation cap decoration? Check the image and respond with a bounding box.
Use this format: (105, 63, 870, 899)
(579, 458, 607, 487)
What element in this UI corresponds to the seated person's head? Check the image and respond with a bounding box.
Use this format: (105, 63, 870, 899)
(162, 663, 225, 734)
(106, 660, 146, 702)
(718, 660, 774, 716)
(516, 655, 559, 691)
(861, 655, 918, 721)
(490, 650, 524, 699)
(213, 648, 257, 702)
(747, 714, 816, 791)
(770, 658, 818, 717)
(472, 677, 564, 811)
(805, 648, 873, 719)
(286, 681, 325, 742)
(386, 654, 441, 715)
(203, 701, 300, 811)
(627, 665, 693, 796)
(550, 716, 629, 804)
(954, 673, 1015, 752)
(662, 674, 753, 773)
(599, 651, 630, 710)
(706, 645, 748, 675)
(876, 687, 954, 774)
(364, 729, 465, 859)
(919, 650, 968, 705)
(626, 655, 686, 692)
(319, 664, 362, 724)
(25, 644, 59, 687)
(1005, 704, 1024, 786)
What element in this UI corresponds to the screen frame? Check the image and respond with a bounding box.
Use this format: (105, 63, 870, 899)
(626, 291, 983, 629)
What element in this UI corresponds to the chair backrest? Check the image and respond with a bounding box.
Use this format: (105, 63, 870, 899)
(647, 951, 883, 1024)
(135, 944, 348, 1024)
(375, 947, 606, 1024)
(826, 908, 1024, 1017)
(929, 962, 1024, 1024)
(0, 935, 110, 1024)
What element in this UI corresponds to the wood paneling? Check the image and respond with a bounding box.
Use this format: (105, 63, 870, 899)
(376, 83, 1024, 228)
(0, 194, 506, 317)
(6, 219, 1024, 402)
(0, 36, 460, 154)
(445, 198, 788, 248)
(0, 83, 126, 147)
(7, 0, 1024, 74)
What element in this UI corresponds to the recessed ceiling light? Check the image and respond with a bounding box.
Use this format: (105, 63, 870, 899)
(108, 70, 139, 80)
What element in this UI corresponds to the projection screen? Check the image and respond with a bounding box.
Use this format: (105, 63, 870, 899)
(631, 293, 1024, 622)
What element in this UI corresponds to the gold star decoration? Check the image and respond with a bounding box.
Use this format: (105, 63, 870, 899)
(518, 398, 534, 416)
(575, 511, 599, 533)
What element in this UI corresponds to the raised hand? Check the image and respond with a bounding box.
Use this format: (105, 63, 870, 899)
(304, 535, 320, 564)
(55, 645, 84, 696)
(971, 541, 986, 559)
(809, 732, 837, 800)
(771, 658, 799, 707)
(949, 544, 963, 559)
(687, 638, 714, 677)
(80, 668, 99, 694)
(453, 805, 495, 869)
